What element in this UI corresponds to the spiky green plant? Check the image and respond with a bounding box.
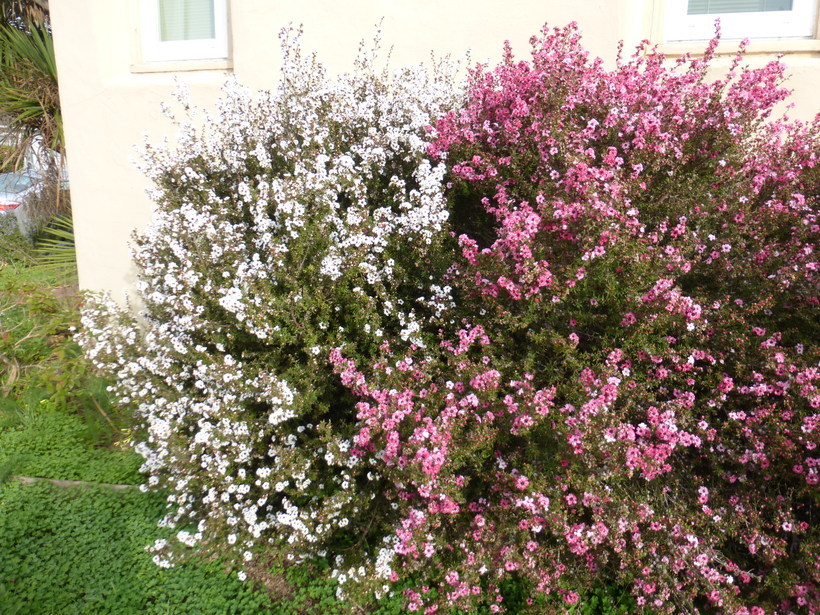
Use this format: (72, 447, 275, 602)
(0, 21, 69, 232)
(32, 213, 75, 279)
(0, 22, 61, 170)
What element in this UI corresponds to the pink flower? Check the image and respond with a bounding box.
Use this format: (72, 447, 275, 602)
(564, 591, 579, 604)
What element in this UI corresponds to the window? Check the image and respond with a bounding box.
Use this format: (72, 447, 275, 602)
(140, 0, 228, 63)
(665, 0, 818, 40)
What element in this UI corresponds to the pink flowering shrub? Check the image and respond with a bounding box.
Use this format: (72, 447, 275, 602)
(331, 24, 819, 614)
(80, 21, 818, 615)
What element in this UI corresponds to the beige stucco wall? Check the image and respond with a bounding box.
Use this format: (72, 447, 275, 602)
(50, 0, 819, 302)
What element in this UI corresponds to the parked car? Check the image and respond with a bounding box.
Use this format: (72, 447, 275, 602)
(0, 170, 37, 210)
(0, 170, 39, 234)
(0, 167, 68, 235)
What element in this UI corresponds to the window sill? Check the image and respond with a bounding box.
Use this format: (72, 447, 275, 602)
(657, 38, 820, 57)
(130, 58, 233, 74)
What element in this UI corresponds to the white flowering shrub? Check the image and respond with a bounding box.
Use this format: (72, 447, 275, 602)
(78, 27, 462, 595)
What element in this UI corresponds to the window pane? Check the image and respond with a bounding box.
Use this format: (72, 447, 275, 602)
(688, 0, 793, 13)
(159, 0, 215, 41)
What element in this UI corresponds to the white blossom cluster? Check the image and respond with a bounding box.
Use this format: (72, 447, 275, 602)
(78, 26, 463, 598)
(131, 28, 460, 348)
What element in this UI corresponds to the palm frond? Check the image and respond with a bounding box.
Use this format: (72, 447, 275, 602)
(0, 22, 61, 169)
(32, 213, 76, 277)
(0, 22, 56, 77)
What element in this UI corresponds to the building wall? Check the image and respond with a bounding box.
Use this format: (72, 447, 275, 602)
(50, 0, 820, 302)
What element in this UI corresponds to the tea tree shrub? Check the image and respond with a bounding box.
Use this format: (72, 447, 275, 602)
(81, 23, 819, 614)
(333, 24, 818, 613)
(79, 27, 462, 591)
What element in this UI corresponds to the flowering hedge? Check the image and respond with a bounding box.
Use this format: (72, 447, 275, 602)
(81, 24, 818, 614)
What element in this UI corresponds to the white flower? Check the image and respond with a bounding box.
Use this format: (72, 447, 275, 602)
(79, 23, 465, 584)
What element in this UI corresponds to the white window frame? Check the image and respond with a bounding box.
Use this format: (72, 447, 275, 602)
(665, 0, 818, 40)
(140, 0, 229, 63)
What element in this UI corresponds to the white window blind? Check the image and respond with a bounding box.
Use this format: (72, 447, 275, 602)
(688, 0, 793, 13)
(160, 0, 215, 41)
(666, 0, 816, 40)
(140, 0, 228, 63)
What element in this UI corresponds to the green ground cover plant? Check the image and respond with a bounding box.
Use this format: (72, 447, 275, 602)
(0, 480, 271, 614)
(0, 397, 141, 484)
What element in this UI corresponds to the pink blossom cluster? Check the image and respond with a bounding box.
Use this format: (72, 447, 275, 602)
(333, 23, 819, 614)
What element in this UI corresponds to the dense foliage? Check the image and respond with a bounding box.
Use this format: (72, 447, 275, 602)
(339, 25, 818, 613)
(0, 22, 61, 163)
(0, 480, 271, 614)
(81, 25, 819, 614)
